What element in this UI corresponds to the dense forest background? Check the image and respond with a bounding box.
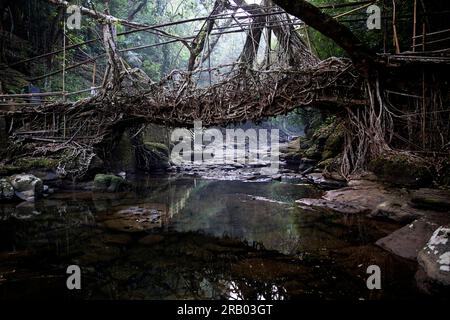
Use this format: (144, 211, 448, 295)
(1, 0, 437, 97)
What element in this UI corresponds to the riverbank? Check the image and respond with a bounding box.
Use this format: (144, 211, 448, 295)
(0, 141, 449, 297)
(0, 173, 428, 300)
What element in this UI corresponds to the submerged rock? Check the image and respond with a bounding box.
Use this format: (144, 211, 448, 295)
(0, 178, 14, 201)
(8, 174, 43, 201)
(418, 226, 450, 286)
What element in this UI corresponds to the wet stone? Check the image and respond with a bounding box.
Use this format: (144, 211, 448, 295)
(376, 218, 439, 260)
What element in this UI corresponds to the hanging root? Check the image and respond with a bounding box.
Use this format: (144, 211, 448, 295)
(341, 78, 393, 178)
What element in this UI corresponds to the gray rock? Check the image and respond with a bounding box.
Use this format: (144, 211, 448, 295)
(0, 178, 14, 201)
(418, 226, 450, 286)
(376, 218, 438, 260)
(369, 201, 422, 223)
(8, 174, 43, 201)
(296, 198, 364, 214)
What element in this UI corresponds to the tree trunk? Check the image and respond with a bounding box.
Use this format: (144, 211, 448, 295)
(272, 0, 376, 76)
(187, 0, 225, 71)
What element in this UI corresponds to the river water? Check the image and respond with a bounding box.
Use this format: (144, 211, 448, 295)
(0, 175, 425, 300)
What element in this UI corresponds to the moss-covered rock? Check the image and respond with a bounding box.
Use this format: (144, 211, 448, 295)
(312, 121, 335, 145)
(322, 155, 346, 181)
(304, 144, 322, 160)
(282, 118, 345, 170)
(93, 174, 129, 193)
(317, 157, 334, 169)
(0, 157, 58, 176)
(144, 142, 169, 157)
(108, 131, 170, 173)
(142, 142, 170, 170)
(322, 123, 345, 160)
(15, 158, 58, 171)
(368, 153, 433, 187)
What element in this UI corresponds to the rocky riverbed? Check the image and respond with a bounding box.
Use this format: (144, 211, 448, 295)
(0, 143, 449, 298)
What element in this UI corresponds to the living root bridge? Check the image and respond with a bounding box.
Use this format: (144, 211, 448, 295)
(125, 58, 362, 126)
(8, 57, 362, 138)
(1, 0, 369, 178)
(2, 57, 362, 176)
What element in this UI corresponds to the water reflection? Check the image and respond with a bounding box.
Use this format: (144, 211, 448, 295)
(0, 176, 423, 300)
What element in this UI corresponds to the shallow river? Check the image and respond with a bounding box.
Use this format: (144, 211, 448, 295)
(0, 175, 426, 300)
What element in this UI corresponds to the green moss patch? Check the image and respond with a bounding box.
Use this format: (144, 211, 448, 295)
(368, 153, 433, 187)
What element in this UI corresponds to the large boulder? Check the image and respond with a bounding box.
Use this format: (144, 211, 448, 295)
(282, 120, 345, 170)
(376, 218, 438, 260)
(418, 226, 450, 287)
(8, 174, 43, 201)
(368, 153, 433, 187)
(93, 174, 128, 193)
(0, 178, 14, 201)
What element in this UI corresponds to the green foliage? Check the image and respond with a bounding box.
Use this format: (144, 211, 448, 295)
(143, 60, 162, 81)
(0, 0, 419, 95)
(306, 0, 384, 58)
